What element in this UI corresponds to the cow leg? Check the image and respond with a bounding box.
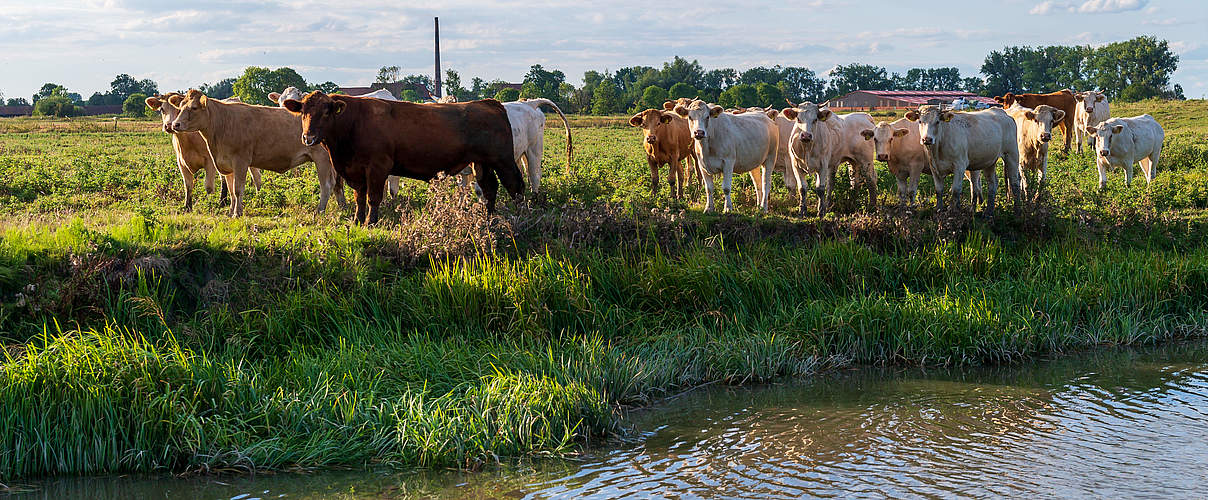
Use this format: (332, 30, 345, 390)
(761, 162, 773, 213)
(1060, 121, 1072, 155)
(967, 170, 983, 208)
(931, 171, 945, 209)
(313, 155, 338, 214)
(178, 161, 196, 212)
(701, 169, 716, 213)
(526, 143, 543, 194)
(1097, 158, 1109, 190)
(1003, 149, 1022, 208)
(1147, 146, 1161, 184)
(1125, 160, 1135, 187)
(478, 168, 501, 213)
(231, 165, 248, 217)
(648, 159, 660, 196)
(366, 171, 388, 226)
(790, 157, 809, 216)
(353, 188, 368, 226)
(895, 174, 909, 207)
(250, 167, 263, 191)
(493, 157, 526, 202)
(671, 158, 686, 200)
(219, 173, 232, 208)
(862, 161, 877, 212)
(387, 175, 400, 197)
(983, 167, 999, 217)
(721, 161, 735, 213)
(949, 161, 968, 213)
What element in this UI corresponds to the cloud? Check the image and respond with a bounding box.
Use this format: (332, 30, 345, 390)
(1077, 0, 1148, 13)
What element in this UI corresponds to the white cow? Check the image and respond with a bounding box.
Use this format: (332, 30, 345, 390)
(270, 87, 404, 197)
(862, 118, 984, 207)
(906, 105, 1021, 215)
(765, 108, 800, 193)
(1088, 115, 1163, 189)
(1074, 90, 1110, 154)
(673, 99, 779, 213)
(498, 98, 573, 194)
(782, 102, 876, 216)
(1005, 104, 1065, 199)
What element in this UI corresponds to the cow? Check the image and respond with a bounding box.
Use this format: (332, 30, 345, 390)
(1087, 115, 1164, 189)
(765, 108, 800, 194)
(502, 98, 573, 194)
(781, 102, 876, 217)
(282, 91, 524, 225)
(1074, 90, 1110, 154)
(630, 108, 696, 199)
(145, 93, 262, 211)
(905, 105, 1022, 215)
(1005, 104, 1065, 199)
(861, 118, 983, 207)
(664, 98, 704, 184)
(672, 99, 779, 213)
(169, 89, 342, 217)
(993, 90, 1077, 154)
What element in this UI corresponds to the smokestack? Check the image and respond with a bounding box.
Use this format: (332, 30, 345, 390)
(434, 17, 441, 99)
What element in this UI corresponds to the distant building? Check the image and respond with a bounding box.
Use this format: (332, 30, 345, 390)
(0, 104, 123, 117)
(0, 105, 33, 117)
(338, 82, 433, 100)
(824, 90, 997, 110)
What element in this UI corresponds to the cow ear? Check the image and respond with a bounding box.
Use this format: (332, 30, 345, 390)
(781, 108, 798, 120)
(663, 100, 675, 110)
(197, 94, 208, 108)
(167, 94, 184, 107)
(282, 99, 303, 113)
(332, 100, 346, 114)
(659, 113, 674, 124)
(145, 97, 162, 110)
(1085, 125, 1098, 135)
(674, 105, 689, 117)
(860, 129, 874, 140)
(1024, 110, 1036, 120)
(629, 114, 643, 127)
(905, 110, 919, 122)
(1052, 110, 1065, 122)
(765, 109, 779, 119)
(1111, 124, 1124, 134)
(818, 108, 831, 121)
(268, 92, 281, 103)
(709, 106, 723, 117)
(1096, 95, 1105, 102)
(893, 128, 910, 137)
(1075, 94, 1084, 102)
(940, 111, 954, 122)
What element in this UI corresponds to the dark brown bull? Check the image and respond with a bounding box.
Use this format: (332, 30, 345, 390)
(993, 90, 1078, 153)
(283, 91, 524, 225)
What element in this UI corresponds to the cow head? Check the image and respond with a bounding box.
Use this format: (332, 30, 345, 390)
(993, 93, 1017, 107)
(781, 102, 831, 144)
(1023, 105, 1065, 143)
(269, 86, 305, 107)
(282, 90, 346, 147)
(1075, 90, 1106, 114)
(630, 108, 675, 145)
(907, 105, 954, 147)
(1090, 119, 1126, 158)
(673, 99, 723, 141)
(146, 92, 186, 134)
(169, 89, 213, 133)
(862, 121, 911, 162)
(663, 98, 695, 111)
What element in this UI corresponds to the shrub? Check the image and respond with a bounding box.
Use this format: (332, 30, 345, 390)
(122, 93, 149, 117)
(494, 88, 520, 103)
(32, 96, 79, 117)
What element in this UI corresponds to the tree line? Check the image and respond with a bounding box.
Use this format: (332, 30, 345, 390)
(5, 35, 1181, 118)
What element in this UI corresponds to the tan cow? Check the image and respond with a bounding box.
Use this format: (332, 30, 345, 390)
(782, 102, 876, 216)
(145, 93, 261, 211)
(1005, 104, 1065, 198)
(169, 89, 342, 217)
(630, 108, 696, 199)
(861, 118, 982, 207)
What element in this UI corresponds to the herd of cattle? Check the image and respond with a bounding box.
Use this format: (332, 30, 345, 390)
(144, 87, 1163, 224)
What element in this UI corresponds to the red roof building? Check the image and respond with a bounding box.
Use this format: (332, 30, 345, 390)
(825, 90, 997, 110)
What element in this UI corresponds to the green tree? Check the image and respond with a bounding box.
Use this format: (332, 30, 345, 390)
(704, 68, 738, 89)
(199, 78, 236, 99)
(494, 87, 520, 102)
(32, 83, 65, 103)
(33, 95, 78, 117)
(779, 67, 826, 103)
(660, 56, 705, 89)
(639, 85, 668, 110)
(444, 69, 468, 99)
(7, 97, 29, 106)
(310, 81, 340, 94)
(719, 84, 758, 108)
(232, 66, 307, 105)
(377, 65, 400, 84)
(669, 82, 698, 100)
(755, 82, 783, 108)
(824, 64, 892, 99)
(591, 79, 618, 115)
(470, 77, 487, 98)
(123, 93, 149, 117)
(398, 89, 422, 102)
(521, 64, 567, 105)
(1088, 36, 1179, 101)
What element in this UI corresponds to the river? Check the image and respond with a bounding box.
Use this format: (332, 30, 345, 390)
(8, 339, 1208, 499)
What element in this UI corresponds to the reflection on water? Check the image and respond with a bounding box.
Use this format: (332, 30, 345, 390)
(9, 340, 1208, 499)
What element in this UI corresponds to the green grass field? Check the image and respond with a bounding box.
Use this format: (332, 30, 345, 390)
(1, 99, 1207, 479)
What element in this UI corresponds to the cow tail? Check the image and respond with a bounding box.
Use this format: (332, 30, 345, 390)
(531, 98, 574, 176)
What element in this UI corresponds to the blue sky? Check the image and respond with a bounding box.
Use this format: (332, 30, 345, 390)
(0, 0, 1205, 101)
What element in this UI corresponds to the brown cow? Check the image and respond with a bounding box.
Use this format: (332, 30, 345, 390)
(169, 89, 342, 217)
(630, 108, 696, 199)
(993, 90, 1077, 153)
(282, 91, 524, 225)
(145, 92, 263, 211)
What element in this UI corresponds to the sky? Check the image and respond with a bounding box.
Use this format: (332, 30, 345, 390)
(0, 0, 1205, 102)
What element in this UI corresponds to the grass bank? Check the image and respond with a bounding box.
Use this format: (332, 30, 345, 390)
(1, 100, 1207, 480)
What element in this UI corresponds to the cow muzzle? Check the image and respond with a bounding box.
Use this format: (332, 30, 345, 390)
(876, 154, 889, 162)
(922, 137, 935, 146)
(693, 130, 706, 140)
(646, 135, 658, 144)
(1040, 133, 1051, 142)
(171, 123, 186, 132)
(799, 132, 812, 143)
(1099, 149, 1110, 157)
(302, 135, 318, 147)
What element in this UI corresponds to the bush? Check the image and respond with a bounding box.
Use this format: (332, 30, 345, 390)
(669, 82, 699, 100)
(122, 93, 149, 117)
(639, 85, 668, 111)
(494, 88, 520, 102)
(33, 96, 79, 117)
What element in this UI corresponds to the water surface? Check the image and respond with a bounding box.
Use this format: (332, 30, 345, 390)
(9, 339, 1208, 498)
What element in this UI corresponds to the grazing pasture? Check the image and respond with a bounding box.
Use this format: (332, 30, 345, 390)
(1, 99, 1207, 479)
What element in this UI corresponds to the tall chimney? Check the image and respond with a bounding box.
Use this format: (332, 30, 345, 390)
(434, 17, 441, 99)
